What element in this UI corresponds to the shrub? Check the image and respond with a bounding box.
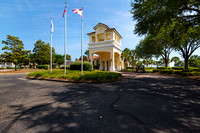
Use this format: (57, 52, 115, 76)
(70, 62, 92, 71)
(27, 70, 122, 82)
(127, 67, 133, 69)
(160, 69, 169, 73)
(0, 68, 5, 70)
(145, 67, 155, 69)
(93, 65, 100, 69)
(188, 67, 200, 72)
(181, 72, 196, 76)
(158, 69, 174, 74)
(172, 67, 184, 70)
(59, 66, 70, 69)
(37, 65, 49, 69)
(158, 66, 171, 69)
(6, 67, 15, 69)
(166, 70, 174, 74)
(153, 69, 160, 72)
(78, 72, 122, 82)
(174, 70, 182, 75)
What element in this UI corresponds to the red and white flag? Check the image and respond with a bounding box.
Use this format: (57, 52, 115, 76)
(72, 9, 83, 17)
(63, 7, 66, 17)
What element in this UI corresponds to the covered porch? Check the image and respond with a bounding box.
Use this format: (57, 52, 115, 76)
(89, 49, 121, 72)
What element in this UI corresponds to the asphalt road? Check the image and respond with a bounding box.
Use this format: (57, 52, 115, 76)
(0, 72, 200, 133)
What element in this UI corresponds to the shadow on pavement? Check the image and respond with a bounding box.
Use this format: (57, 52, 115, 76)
(4, 73, 200, 133)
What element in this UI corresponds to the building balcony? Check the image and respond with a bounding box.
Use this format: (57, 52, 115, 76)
(88, 40, 122, 51)
(88, 40, 121, 47)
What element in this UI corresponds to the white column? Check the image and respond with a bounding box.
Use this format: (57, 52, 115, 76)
(110, 50, 115, 72)
(99, 55, 102, 71)
(95, 34, 98, 42)
(89, 51, 93, 70)
(117, 54, 121, 71)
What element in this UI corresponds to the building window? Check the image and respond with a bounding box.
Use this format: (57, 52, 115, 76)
(92, 36, 95, 42)
(115, 34, 120, 43)
(97, 33, 104, 42)
(106, 33, 111, 40)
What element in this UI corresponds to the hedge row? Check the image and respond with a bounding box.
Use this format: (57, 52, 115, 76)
(145, 67, 156, 69)
(153, 69, 200, 76)
(6, 67, 16, 69)
(157, 66, 171, 69)
(27, 70, 122, 82)
(70, 62, 92, 71)
(59, 66, 70, 69)
(37, 65, 49, 69)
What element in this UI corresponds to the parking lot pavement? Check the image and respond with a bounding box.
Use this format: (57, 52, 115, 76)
(0, 72, 200, 133)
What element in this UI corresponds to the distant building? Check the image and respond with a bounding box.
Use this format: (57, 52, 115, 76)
(0, 62, 15, 68)
(76, 56, 99, 67)
(87, 23, 124, 71)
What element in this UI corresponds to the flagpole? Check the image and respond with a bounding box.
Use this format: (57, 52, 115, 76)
(64, 2, 67, 75)
(81, 7, 83, 75)
(50, 17, 52, 74)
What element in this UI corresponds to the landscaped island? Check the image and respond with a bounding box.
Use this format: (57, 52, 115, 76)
(27, 70, 122, 82)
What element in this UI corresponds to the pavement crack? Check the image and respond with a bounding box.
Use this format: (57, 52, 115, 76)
(110, 93, 145, 125)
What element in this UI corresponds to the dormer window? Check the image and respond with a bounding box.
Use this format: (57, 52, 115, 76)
(97, 33, 104, 42)
(92, 36, 95, 42)
(87, 23, 122, 44)
(106, 33, 111, 40)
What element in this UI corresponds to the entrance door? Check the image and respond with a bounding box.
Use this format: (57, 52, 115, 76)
(103, 61, 105, 71)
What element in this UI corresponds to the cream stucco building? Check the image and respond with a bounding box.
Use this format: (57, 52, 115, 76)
(87, 23, 124, 72)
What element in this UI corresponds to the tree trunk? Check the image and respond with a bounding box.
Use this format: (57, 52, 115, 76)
(124, 59, 126, 70)
(15, 64, 17, 71)
(132, 56, 135, 69)
(33, 63, 36, 69)
(165, 60, 168, 67)
(184, 57, 189, 69)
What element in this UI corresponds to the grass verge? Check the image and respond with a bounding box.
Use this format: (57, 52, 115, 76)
(27, 70, 122, 82)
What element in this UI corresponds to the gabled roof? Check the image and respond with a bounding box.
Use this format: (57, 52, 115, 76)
(87, 31, 95, 35)
(106, 28, 122, 39)
(93, 22, 109, 30)
(87, 22, 122, 39)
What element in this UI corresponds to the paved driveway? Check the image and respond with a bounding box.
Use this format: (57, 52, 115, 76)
(0, 72, 200, 133)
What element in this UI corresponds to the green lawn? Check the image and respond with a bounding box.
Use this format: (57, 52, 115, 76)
(27, 70, 122, 82)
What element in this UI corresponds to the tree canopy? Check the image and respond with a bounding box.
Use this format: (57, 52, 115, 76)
(33, 40, 55, 65)
(64, 54, 71, 61)
(131, 0, 200, 35)
(54, 54, 64, 67)
(131, 0, 200, 69)
(171, 56, 180, 66)
(1, 35, 30, 70)
(189, 55, 200, 67)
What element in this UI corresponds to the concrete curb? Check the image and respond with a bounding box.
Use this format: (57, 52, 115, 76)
(26, 76, 123, 84)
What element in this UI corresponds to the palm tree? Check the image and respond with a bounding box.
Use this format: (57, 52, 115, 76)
(143, 56, 152, 67)
(130, 50, 136, 69)
(122, 48, 131, 69)
(171, 56, 180, 66)
(135, 49, 142, 66)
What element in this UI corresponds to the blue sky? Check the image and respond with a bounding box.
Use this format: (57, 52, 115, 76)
(0, 0, 199, 62)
